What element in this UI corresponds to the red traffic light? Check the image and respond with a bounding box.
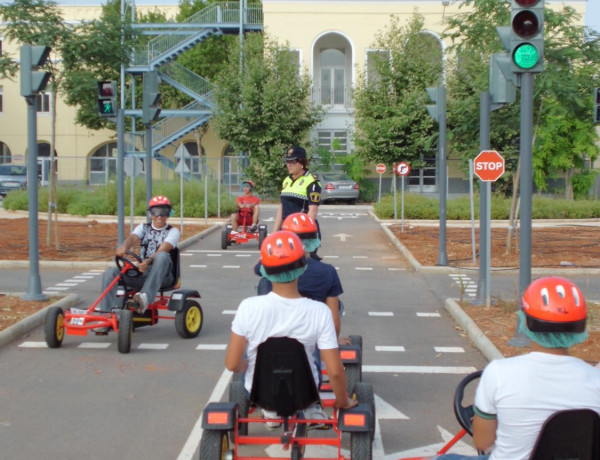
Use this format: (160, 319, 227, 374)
(514, 0, 541, 6)
(512, 10, 539, 38)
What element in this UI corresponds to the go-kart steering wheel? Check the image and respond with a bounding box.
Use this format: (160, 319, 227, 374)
(453, 370, 483, 436)
(115, 250, 143, 277)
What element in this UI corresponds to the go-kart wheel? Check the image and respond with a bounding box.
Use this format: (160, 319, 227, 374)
(258, 227, 267, 249)
(117, 309, 133, 354)
(221, 230, 228, 250)
(349, 334, 363, 356)
(115, 250, 143, 277)
(175, 299, 203, 339)
(453, 370, 483, 436)
(199, 429, 229, 460)
(351, 431, 372, 460)
(345, 363, 361, 398)
(44, 306, 64, 348)
(229, 372, 249, 436)
(353, 382, 376, 441)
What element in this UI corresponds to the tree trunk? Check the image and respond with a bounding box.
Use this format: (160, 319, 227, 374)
(505, 158, 521, 255)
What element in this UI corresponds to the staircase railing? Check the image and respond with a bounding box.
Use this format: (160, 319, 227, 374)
(158, 62, 214, 103)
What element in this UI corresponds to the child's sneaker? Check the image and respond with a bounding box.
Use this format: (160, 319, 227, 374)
(262, 409, 281, 430)
(303, 403, 330, 430)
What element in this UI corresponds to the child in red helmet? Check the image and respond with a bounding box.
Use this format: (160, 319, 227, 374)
(225, 231, 356, 429)
(432, 277, 600, 460)
(97, 195, 179, 320)
(229, 180, 260, 232)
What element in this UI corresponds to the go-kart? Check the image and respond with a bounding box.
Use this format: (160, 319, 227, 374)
(44, 248, 203, 354)
(200, 337, 375, 460)
(222, 209, 267, 250)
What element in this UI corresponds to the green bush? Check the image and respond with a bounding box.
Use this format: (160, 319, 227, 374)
(373, 193, 600, 220)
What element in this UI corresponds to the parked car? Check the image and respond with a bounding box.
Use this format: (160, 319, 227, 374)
(314, 171, 360, 204)
(0, 164, 28, 197)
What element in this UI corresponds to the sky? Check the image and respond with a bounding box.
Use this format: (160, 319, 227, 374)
(584, 0, 600, 32)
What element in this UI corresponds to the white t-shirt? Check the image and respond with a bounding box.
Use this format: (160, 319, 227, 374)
(132, 223, 180, 258)
(231, 292, 339, 393)
(474, 352, 600, 460)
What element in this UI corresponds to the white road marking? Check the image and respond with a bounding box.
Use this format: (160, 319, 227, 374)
(222, 310, 237, 315)
(59, 282, 81, 286)
(434, 346, 465, 353)
(46, 286, 68, 291)
(235, 254, 252, 257)
(177, 369, 232, 460)
(388, 267, 407, 271)
(369, 312, 394, 316)
(18, 342, 47, 348)
(137, 343, 169, 350)
(78, 343, 111, 349)
(206, 254, 222, 257)
(355, 267, 373, 271)
(195, 344, 227, 350)
(181, 253, 193, 256)
(353, 255, 368, 259)
(417, 312, 441, 317)
(375, 346, 405, 352)
(323, 255, 338, 259)
(222, 265, 240, 269)
(364, 365, 477, 374)
(73, 275, 95, 279)
(190, 265, 207, 268)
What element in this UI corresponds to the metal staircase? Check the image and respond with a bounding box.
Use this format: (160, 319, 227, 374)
(125, 2, 263, 166)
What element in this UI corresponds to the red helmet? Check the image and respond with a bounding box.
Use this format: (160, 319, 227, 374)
(260, 231, 306, 275)
(242, 180, 255, 189)
(522, 277, 587, 333)
(148, 195, 171, 209)
(281, 213, 318, 240)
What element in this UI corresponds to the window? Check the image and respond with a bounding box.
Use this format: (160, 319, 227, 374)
(317, 130, 348, 154)
(36, 92, 50, 113)
(319, 49, 346, 106)
(365, 50, 390, 87)
(286, 49, 301, 75)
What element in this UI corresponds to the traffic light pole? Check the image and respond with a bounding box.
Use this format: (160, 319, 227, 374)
(22, 96, 47, 301)
(436, 86, 448, 266)
(509, 72, 534, 347)
(117, 108, 125, 245)
(476, 92, 491, 308)
(145, 123, 153, 222)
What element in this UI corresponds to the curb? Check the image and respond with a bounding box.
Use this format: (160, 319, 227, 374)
(0, 293, 80, 348)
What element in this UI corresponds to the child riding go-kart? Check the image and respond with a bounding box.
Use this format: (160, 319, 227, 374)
(44, 247, 203, 354)
(222, 208, 267, 249)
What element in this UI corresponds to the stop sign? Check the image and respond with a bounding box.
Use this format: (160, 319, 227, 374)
(474, 150, 505, 182)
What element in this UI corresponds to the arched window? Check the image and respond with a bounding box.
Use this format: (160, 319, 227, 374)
(0, 142, 11, 164)
(89, 142, 118, 185)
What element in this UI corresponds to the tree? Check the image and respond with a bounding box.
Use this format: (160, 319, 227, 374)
(444, 0, 600, 198)
(0, 0, 72, 246)
(353, 14, 442, 169)
(212, 32, 322, 194)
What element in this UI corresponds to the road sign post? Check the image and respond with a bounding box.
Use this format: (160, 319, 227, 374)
(396, 162, 410, 232)
(376, 163, 386, 203)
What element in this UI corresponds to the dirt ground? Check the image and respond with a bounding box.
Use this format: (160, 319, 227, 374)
(1, 217, 599, 365)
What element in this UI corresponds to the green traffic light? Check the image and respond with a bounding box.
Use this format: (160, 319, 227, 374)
(513, 42, 539, 70)
(102, 101, 114, 114)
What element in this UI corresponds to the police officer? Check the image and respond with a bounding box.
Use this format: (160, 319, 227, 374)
(273, 146, 322, 258)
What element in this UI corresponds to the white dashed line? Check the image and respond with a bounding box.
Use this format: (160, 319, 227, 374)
(222, 310, 237, 315)
(369, 312, 394, 317)
(190, 265, 207, 268)
(323, 255, 338, 259)
(137, 343, 169, 350)
(196, 344, 227, 350)
(222, 265, 240, 269)
(78, 343, 111, 349)
(388, 268, 407, 271)
(364, 365, 477, 374)
(375, 346, 405, 352)
(353, 255, 368, 259)
(355, 267, 373, 271)
(206, 254, 222, 257)
(416, 312, 441, 317)
(235, 254, 252, 257)
(434, 346, 465, 353)
(18, 342, 47, 348)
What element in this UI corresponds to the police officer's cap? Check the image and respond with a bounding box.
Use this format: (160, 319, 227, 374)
(285, 146, 306, 161)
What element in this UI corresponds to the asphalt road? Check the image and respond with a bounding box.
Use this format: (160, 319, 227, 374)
(2, 206, 597, 459)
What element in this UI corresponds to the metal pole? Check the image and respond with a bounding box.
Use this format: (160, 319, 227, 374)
(393, 163, 397, 222)
(401, 175, 405, 232)
(469, 159, 476, 264)
(117, 108, 125, 244)
(378, 173, 382, 203)
(22, 95, 46, 301)
(509, 73, 534, 347)
(145, 123, 152, 223)
(436, 86, 448, 266)
(476, 92, 491, 305)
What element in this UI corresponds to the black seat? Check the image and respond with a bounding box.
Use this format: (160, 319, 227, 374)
(529, 408, 600, 460)
(249, 337, 320, 418)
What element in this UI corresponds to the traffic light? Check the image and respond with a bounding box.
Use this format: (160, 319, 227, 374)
(97, 81, 117, 118)
(594, 88, 600, 124)
(489, 53, 516, 104)
(426, 86, 445, 124)
(142, 71, 161, 124)
(20, 45, 51, 97)
(508, 0, 544, 73)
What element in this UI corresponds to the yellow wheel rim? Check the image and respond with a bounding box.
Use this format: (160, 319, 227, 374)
(56, 314, 64, 341)
(186, 306, 201, 333)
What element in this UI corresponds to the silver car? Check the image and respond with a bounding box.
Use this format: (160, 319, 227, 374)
(0, 164, 28, 197)
(314, 171, 360, 204)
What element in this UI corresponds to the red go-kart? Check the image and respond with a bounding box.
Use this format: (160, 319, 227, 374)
(199, 336, 375, 460)
(44, 248, 203, 354)
(222, 209, 267, 250)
